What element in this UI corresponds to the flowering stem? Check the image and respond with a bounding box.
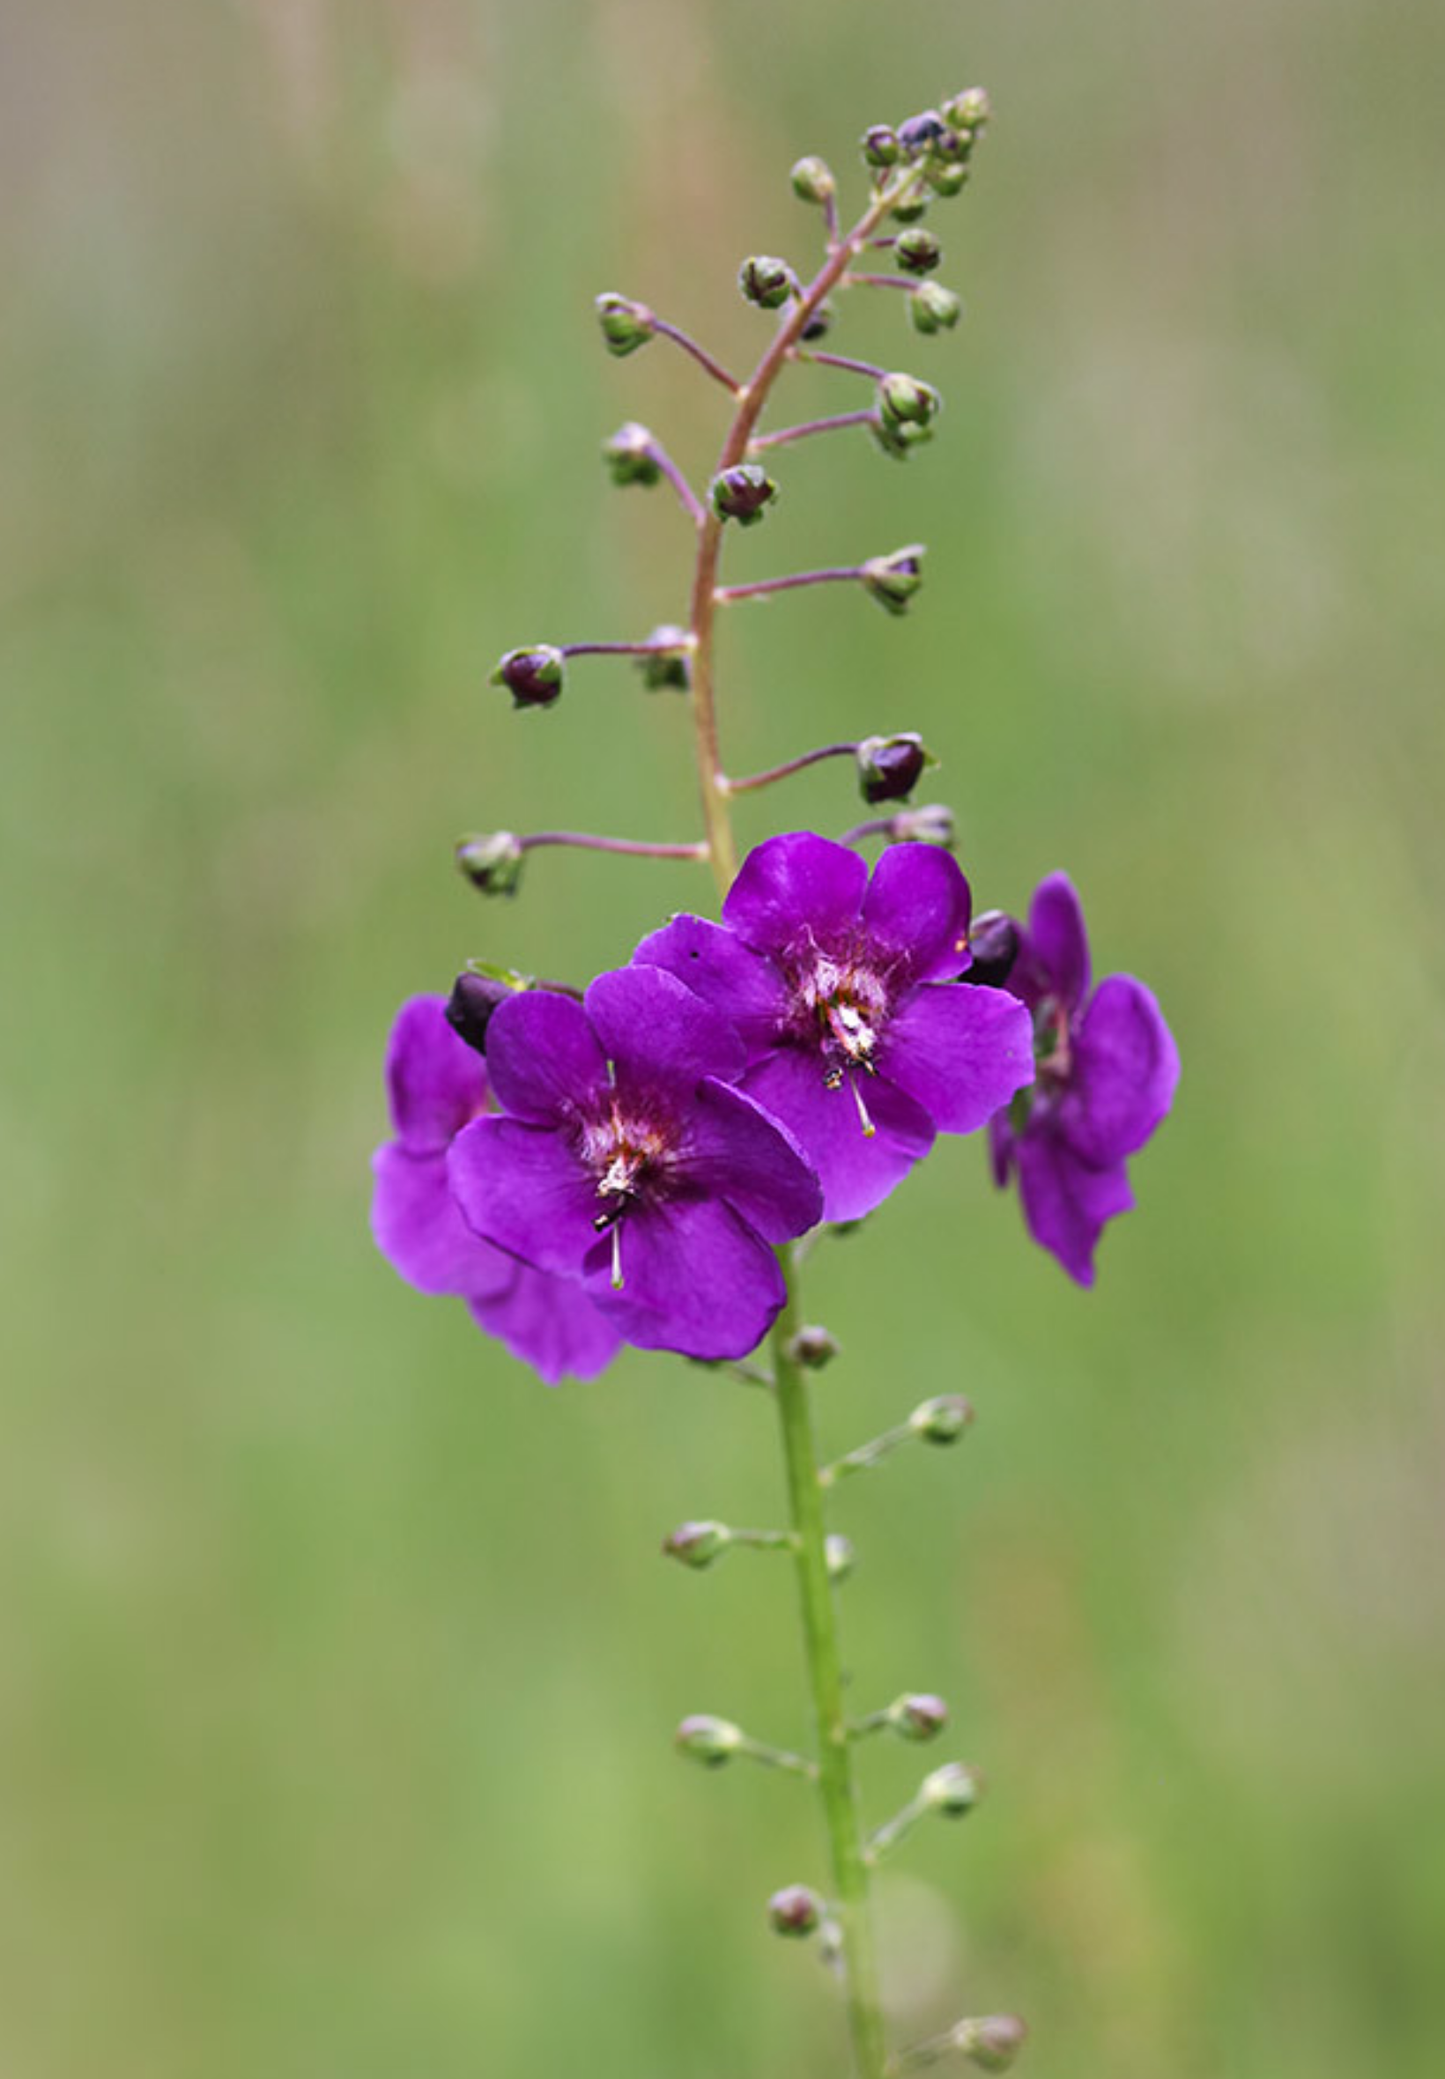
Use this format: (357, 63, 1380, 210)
(716, 569, 863, 605)
(749, 409, 878, 453)
(865, 1787, 931, 1865)
(723, 742, 856, 795)
(519, 831, 708, 861)
(771, 1244, 888, 2079)
(643, 437, 707, 527)
(819, 1421, 915, 1486)
(846, 272, 917, 292)
(798, 349, 888, 380)
(561, 638, 694, 659)
(650, 316, 742, 394)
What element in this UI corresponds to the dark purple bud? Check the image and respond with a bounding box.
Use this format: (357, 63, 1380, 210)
(888, 1692, 949, 1742)
(909, 1394, 974, 1443)
(856, 733, 933, 804)
(923, 1759, 983, 1815)
(895, 227, 943, 276)
(790, 156, 836, 206)
(788, 1324, 839, 1370)
(878, 372, 942, 429)
(800, 299, 837, 342)
(898, 110, 947, 157)
(491, 644, 565, 709)
(965, 910, 1021, 989)
(910, 282, 963, 334)
(446, 969, 524, 1051)
(825, 1533, 856, 1583)
(710, 464, 779, 527)
(663, 1520, 732, 1570)
(594, 291, 654, 357)
(636, 623, 692, 693)
(957, 2015, 1028, 2072)
(675, 1714, 743, 1766)
(454, 831, 525, 897)
(603, 421, 661, 488)
(860, 543, 926, 615)
(738, 255, 796, 310)
(861, 123, 901, 168)
(767, 1885, 822, 1938)
(943, 87, 993, 135)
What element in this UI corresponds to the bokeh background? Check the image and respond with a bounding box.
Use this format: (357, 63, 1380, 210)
(4, 1, 1443, 2074)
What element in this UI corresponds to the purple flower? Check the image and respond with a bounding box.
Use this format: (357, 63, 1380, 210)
(371, 996, 621, 1383)
(633, 832, 1035, 1222)
(447, 965, 824, 1361)
(984, 874, 1179, 1285)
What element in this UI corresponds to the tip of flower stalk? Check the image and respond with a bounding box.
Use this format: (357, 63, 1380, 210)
(910, 282, 963, 335)
(922, 1760, 984, 1816)
(636, 624, 692, 693)
(909, 1394, 975, 1443)
(955, 2014, 1028, 2072)
(887, 1692, 949, 1742)
(603, 421, 661, 488)
(895, 226, 943, 276)
(455, 831, 525, 897)
(662, 1520, 732, 1569)
(446, 966, 530, 1050)
(595, 291, 654, 356)
(860, 545, 927, 616)
(767, 1884, 823, 1937)
(943, 87, 993, 136)
(491, 644, 565, 708)
(856, 734, 935, 805)
(790, 155, 836, 206)
(825, 1533, 857, 1584)
(788, 1324, 840, 1370)
(964, 910, 1021, 989)
(738, 255, 796, 310)
(675, 1714, 744, 1766)
(711, 463, 779, 526)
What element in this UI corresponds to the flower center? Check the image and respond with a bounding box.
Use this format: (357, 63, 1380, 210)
(784, 944, 894, 1138)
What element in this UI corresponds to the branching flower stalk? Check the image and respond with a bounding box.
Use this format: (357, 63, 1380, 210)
(373, 87, 1182, 2079)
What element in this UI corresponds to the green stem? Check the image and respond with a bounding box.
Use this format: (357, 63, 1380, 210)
(771, 1244, 887, 2079)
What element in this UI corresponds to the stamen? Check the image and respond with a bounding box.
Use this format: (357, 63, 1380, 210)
(849, 1073, 877, 1139)
(611, 1220, 625, 1290)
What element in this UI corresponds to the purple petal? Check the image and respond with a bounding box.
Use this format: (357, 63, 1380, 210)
(1024, 874, 1091, 1010)
(880, 982, 1035, 1135)
(1060, 975, 1179, 1167)
(631, 915, 788, 1059)
(1015, 1130, 1135, 1286)
(681, 1078, 823, 1242)
(371, 1144, 516, 1299)
(722, 832, 868, 956)
(469, 1266, 622, 1384)
(741, 1047, 935, 1223)
(385, 995, 489, 1153)
(862, 844, 973, 983)
(584, 964, 746, 1099)
(483, 991, 609, 1125)
(448, 1116, 600, 1276)
(586, 1198, 786, 1360)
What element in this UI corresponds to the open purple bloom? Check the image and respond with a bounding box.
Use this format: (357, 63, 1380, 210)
(371, 996, 620, 1384)
(447, 966, 823, 1361)
(632, 832, 1035, 1222)
(984, 874, 1179, 1285)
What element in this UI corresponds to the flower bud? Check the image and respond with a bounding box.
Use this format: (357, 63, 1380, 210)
(909, 1393, 975, 1443)
(890, 803, 956, 847)
(956, 2015, 1028, 2072)
(928, 160, 972, 199)
(825, 1533, 856, 1583)
(455, 831, 525, 897)
(675, 1714, 744, 1766)
(856, 733, 933, 805)
(446, 968, 525, 1051)
(895, 227, 942, 277)
(790, 156, 836, 206)
(603, 421, 661, 488)
(738, 255, 796, 310)
(923, 1760, 983, 1816)
(767, 1884, 822, 1938)
(711, 464, 778, 527)
(890, 188, 930, 224)
(878, 372, 942, 429)
(869, 415, 934, 462)
(898, 110, 948, 157)
(861, 123, 901, 169)
(595, 291, 654, 357)
(943, 87, 992, 135)
(860, 543, 926, 616)
(663, 1519, 731, 1569)
(910, 283, 963, 335)
(491, 644, 565, 709)
(636, 624, 692, 693)
(800, 300, 836, 343)
(965, 910, 1020, 989)
(887, 1692, 949, 1742)
(788, 1324, 839, 1370)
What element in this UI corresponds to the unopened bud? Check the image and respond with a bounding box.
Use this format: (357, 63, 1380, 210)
(491, 644, 565, 709)
(878, 372, 942, 429)
(738, 255, 795, 310)
(860, 543, 926, 616)
(869, 414, 935, 462)
(446, 968, 525, 1050)
(790, 156, 836, 206)
(928, 160, 972, 199)
(943, 87, 992, 135)
(636, 624, 692, 693)
(675, 1714, 743, 1766)
(455, 831, 525, 897)
(663, 1520, 731, 1570)
(910, 282, 963, 334)
(603, 421, 661, 488)
(595, 291, 654, 357)
(923, 1760, 983, 1815)
(825, 1533, 856, 1583)
(711, 464, 778, 527)
(890, 187, 930, 224)
(898, 110, 948, 157)
(767, 1884, 822, 1937)
(895, 227, 942, 276)
(861, 123, 901, 169)
(889, 803, 956, 847)
(965, 910, 1020, 989)
(909, 1393, 974, 1443)
(800, 300, 837, 343)
(857, 733, 933, 805)
(887, 1692, 949, 1742)
(788, 1324, 839, 1370)
(956, 2015, 1027, 2071)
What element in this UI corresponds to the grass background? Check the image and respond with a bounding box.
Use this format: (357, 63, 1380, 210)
(3, 1, 1443, 2074)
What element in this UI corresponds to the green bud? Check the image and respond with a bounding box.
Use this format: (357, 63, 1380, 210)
(491, 643, 566, 708)
(923, 1760, 983, 1816)
(928, 160, 971, 199)
(595, 291, 654, 357)
(869, 414, 935, 462)
(878, 372, 942, 429)
(603, 421, 661, 488)
(861, 124, 901, 169)
(636, 623, 691, 693)
(825, 1533, 856, 1584)
(856, 733, 934, 805)
(910, 282, 963, 334)
(956, 2015, 1028, 2072)
(860, 543, 926, 615)
(767, 1884, 822, 1937)
(738, 255, 795, 310)
(663, 1520, 731, 1569)
(890, 188, 929, 224)
(890, 803, 956, 847)
(887, 1692, 949, 1742)
(895, 227, 942, 277)
(943, 87, 992, 135)
(909, 1393, 974, 1443)
(711, 464, 779, 526)
(454, 831, 524, 898)
(790, 156, 835, 206)
(788, 1324, 839, 1370)
(675, 1714, 744, 1766)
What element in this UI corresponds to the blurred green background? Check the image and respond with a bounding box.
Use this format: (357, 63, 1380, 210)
(4, 1, 1443, 2074)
